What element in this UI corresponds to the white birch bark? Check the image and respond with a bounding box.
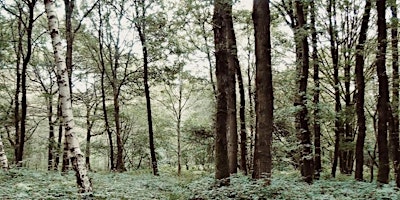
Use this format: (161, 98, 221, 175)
(44, 0, 92, 194)
(0, 136, 9, 170)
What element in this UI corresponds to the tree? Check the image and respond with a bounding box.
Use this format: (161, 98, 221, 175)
(311, 0, 321, 179)
(44, 0, 92, 193)
(213, 0, 230, 182)
(354, 0, 371, 181)
(376, 0, 390, 185)
(134, 0, 159, 176)
(294, 0, 313, 183)
(252, 0, 273, 183)
(389, 0, 400, 187)
(226, 0, 238, 174)
(0, 135, 9, 170)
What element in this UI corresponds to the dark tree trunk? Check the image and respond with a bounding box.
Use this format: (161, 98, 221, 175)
(328, 0, 342, 178)
(54, 98, 63, 171)
(113, 61, 125, 172)
(97, 2, 115, 171)
(354, 0, 371, 181)
(390, 2, 400, 188)
(376, 0, 390, 185)
(294, 0, 313, 183)
(311, 0, 321, 180)
(226, 0, 238, 174)
(47, 96, 55, 171)
(135, 0, 158, 175)
(17, 0, 36, 166)
(237, 65, 247, 175)
(213, 0, 230, 182)
(252, 0, 273, 184)
(64, 0, 74, 100)
(13, 18, 22, 164)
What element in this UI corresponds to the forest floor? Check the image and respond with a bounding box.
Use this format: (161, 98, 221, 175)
(0, 167, 399, 199)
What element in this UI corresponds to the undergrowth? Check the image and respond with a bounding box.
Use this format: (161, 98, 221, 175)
(0, 168, 399, 199)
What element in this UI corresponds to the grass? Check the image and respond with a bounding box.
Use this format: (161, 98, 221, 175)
(0, 168, 399, 199)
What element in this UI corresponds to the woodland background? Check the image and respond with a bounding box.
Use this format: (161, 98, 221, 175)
(0, 0, 400, 199)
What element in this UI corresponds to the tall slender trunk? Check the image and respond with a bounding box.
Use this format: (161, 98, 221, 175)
(47, 95, 55, 170)
(136, 0, 158, 175)
(64, 0, 74, 100)
(294, 0, 313, 183)
(45, 0, 92, 193)
(213, 0, 230, 182)
(237, 66, 247, 174)
(247, 27, 255, 173)
(113, 74, 125, 172)
(177, 79, 183, 176)
(328, 0, 342, 178)
(376, 0, 390, 185)
(311, 0, 321, 180)
(390, 2, 400, 188)
(13, 18, 22, 164)
(354, 0, 371, 181)
(226, 0, 238, 174)
(97, 2, 115, 171)
(18, 0, 36, 165)
(54, 97, 63, 171)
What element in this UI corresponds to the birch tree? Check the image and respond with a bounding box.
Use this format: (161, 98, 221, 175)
(44, 0, 92, 193)
(0, 135, 8, 170)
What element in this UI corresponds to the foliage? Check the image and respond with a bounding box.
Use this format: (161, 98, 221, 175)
(1, 168, 399, 199)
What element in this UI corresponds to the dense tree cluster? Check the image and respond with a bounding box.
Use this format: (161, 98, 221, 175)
(0, 0, 399, 194)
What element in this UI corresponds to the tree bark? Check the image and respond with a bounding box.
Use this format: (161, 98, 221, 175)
(328, 0, 342, 178)
(226, 0, 238, 174)
(0, 135, 9, 170)
(376, 0, 390, 185)
(294, 0, 313, 183)
(354, 0, 371, 181)
(54, 97, 63, 171)
(64, 0, 74, 101)
(390, 2, 400, 188)
(213, 0, 230, 182)
(252, 0, 273, 183)
(237, 64, 247, 175)
(17, 0, 37, 166)
(47, 95, 55, 171)
(135, 0, 158, 176)
(311, 0, 321, 180)
(45, 0, 92, 193)
(97, 2, 115, 171)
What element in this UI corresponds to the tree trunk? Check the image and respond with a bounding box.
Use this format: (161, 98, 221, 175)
(64, 0, 74, 102)
(45, 0, 92, 193)
(135, 0, 158, 176)
(328, 0, 342, 178)
(390, 2, 400, 188)
(376, 0, 390, 185)
(311, 0, 321, 180)
(97, 2, 115, 171)
(213, 0, 230, 182)
(47, 95, 55, 171)
(0, 135, 9, 170)
(354, 0, 371, 181)
(54, 98, 63, 171)
(13, 18, 22, 164)
(294, 0, 313, 183)
(17, 0, 36, 166)
(237, 64, 247, 174)
(252, 0, 273, 184)
(113, 78, 125, 172)
(226, 0, 238, 174)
